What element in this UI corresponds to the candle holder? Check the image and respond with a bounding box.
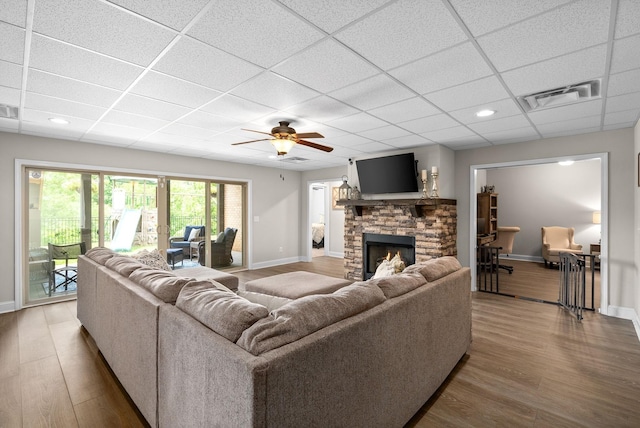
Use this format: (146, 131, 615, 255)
(430, 171, 440, 199)
(421, 177, 429, 199)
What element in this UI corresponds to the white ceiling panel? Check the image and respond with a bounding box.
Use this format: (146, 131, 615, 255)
(368, 97, 441, 124)
(399, 114, 460, 134)
(607, 68, 640, 97)
(272, 39, 379, 93)
(425, 76, 510, 111)
(604, 110, 640, 126)
(200, 95, 274, 122)
(389, 42, 493, 95)
(478, 126, 540, 144)
(528, 99, 603, 125)
(130, 71, 222, 108)
(384, 134, 433, 149)
(284, 96, 360, 124)
(23, 108, 95, 131)
(329, 74, 415, 111)
(0, 22, 25, 64)
(536, 115, 602, 135)
(87, 122, 152, 141)
(187, 0, 324, 68)
(160, 123, 215, 140)
(0, 60, 22, 89)
(0, 119, 20, 132)
(449, 0, 571, 37)
(326, 112, 388, 133)
(477, 0, 610, 72)
(114, 94, 191, 122)
(107, 0, 211, 31)
(320, 133, 374, 148)
(610, 34, 640, 74)
(25, 93, 106, 120)
(449, 98, 522, 125)
(359, 125, 410, 141)
(468, 114, 531, 134)
(335, 0, 467, 70)
(153, 37, 264, 92)
(0, 0, 27, 27)
(230, 72, 320, 110)
(27, 70, 121, 108)
(176, 111, 242, 133)
(605, 92, 640, 113)
(22, 121, 87, 139)
(501, 44, 607, 96)
(33, 0, 176, 66)
(615, 0, 640, 39)
(603, 121, 637, 131)
(350, 140, 395, 153)
(0, 86, 21, 106)
(101, 110, 170, 131)
(29, 35, 144, 90)
(420, 126, 478, 143)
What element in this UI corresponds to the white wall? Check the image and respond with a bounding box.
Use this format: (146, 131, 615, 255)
(486, 159, 601, 259)
(309, 185, 325, 224)
(0, 132, 304, 309)
(455, 128, 635, 312)
(634, 120, 640, 334)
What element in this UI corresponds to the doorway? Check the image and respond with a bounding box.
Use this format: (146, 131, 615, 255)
(310, 184, 327, 258)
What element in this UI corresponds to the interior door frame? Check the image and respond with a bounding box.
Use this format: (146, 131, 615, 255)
(468, 152, 608, 315)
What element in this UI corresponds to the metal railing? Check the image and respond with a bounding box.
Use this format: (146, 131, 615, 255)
(477, 246, 500, 293)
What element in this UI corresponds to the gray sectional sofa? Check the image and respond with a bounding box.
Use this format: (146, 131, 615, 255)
(77, 247, 471, 427)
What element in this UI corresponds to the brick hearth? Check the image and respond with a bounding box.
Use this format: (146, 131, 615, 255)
(340, 199, 457, 281)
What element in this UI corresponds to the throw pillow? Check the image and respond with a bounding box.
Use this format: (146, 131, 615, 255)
(132, 249, 172, 272)
(176, 281, 269, 342)
(373, 259, 395, 279)
(215, 231, 225, 243)
(188, 227, 201, 242)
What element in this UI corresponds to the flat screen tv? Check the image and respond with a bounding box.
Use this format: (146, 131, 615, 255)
(356, 153, 419, 195)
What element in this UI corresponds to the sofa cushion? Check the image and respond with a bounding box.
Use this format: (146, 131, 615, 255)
(176, 281, 269, 342)
(237, 290, 293, 312)
(85, 247, 119, 265)
(237, 282, 386, 355)
(368, 272, 427, 299)
(132, 249, 172, 272)
(104, 255, 145, 277)
(403, 256, 461, 282)
(129, 267, 192, 304)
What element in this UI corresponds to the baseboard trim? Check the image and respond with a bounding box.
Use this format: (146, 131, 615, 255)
(251, 256, 303, 270)
(608, 305, 640, 342)
(504, 254, 544, 263)
(327, 251, 344, 258)
(0, 300, 16, 314)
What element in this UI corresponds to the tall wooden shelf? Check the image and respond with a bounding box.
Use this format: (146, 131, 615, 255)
(477, 193, 498, 237)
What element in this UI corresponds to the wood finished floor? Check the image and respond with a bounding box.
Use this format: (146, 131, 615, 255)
(1, 257, 639, 427)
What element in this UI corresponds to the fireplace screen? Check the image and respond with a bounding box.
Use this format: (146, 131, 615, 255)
(363, 233, 415, 280)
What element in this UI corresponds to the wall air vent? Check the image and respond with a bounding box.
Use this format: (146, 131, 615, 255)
(0, 104, 19, 119)
(279, 156, 309, 163)
(517, 79, 601, 112)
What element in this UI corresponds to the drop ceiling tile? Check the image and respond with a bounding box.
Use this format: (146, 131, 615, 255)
(604, 110, 639, 126)
(368, 97, 440, 123)
(501, 44, 607, 96)
(114, 94, 191, 121)
(540, 126, 601, 139)
(30, 35, 144, 90)
(425, 76, 510, 111)
(607, 68, 640, 96)
(273, 39, 379, 93)
(0, 86, 21, 106)
(154, 37, 263, 92)
(420, 126, 477, 142)
(0, 118, 19, 131)
(536, 115, 601, 135)
(325, 112, 387, 133)
(22, 108, 95, 131)
(441, 139, 491, 150)
(329, 74, 415, 110)
(603, 121, 637, 131)
(177, 111, 242, 133)
(383, 134, 433, 149)
(477, 126, 540, 144)
(0, 0, 27, 27)
(108, 0, 210, 31)
(284, 96, 360, 123)
(27, 70, 121, 108)
(322, 132, 375, 148)
(230, 72, 319, 110)
(101, 110, 170, 131)
(335, 0, 467, 70)
(528, 99, 603, 125)
(450, 0, 571, 37)
(605, 92, 640, 113)
(615, 0, 640, 39)
(610, 34, 640, 73)
(34, 0, 176, 66)
(468, 114, 531, 134)
(358, 125, 410, 141)
(389, 42, 493, 94)
(25, 93, 107, 120)
(350, 140, 395, 152)
(131, 71, 222, 108)
(22, 122, 87, 139)
(200, 95, 273, 122)
(81, 135, 133, 147)
(187, 0, 323, 68)
(87, 122, 151, 141)
(278, 0, 392, 33)
(399, 114, 460, 134)
(0, 60, 22, 88)
(137, 131, 206, 147)
(478, 0, 610, 72)
(0, 22, 25, 64)
(161, 123, 216, 140)
(449, 98, 522, 125)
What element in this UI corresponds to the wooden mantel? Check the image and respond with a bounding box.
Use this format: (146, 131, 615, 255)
(336, 198, 456, 217)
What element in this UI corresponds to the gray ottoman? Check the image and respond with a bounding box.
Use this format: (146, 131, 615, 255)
(242, 271, 352, 299)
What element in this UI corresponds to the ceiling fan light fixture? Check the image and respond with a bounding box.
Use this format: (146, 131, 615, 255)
(271, 138, 295, 155)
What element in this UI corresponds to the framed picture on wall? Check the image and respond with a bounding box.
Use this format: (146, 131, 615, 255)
(332, 187, 340, 210)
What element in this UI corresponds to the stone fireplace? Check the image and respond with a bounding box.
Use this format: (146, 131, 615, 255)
(340, 199, 457, 281)
(362, 233, 415, 280)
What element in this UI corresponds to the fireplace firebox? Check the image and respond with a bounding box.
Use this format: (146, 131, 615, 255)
(363, 233, 415, 280)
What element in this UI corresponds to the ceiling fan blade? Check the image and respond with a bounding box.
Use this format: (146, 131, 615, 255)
(232, 138, 271, 145)
(241, 128, 274, 137)
(296, 132, 324, 139)
(296, 139, 334, 152)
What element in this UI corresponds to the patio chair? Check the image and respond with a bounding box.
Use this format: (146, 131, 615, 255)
(48, 242, 86, 296)
(198, 227, 237, 267)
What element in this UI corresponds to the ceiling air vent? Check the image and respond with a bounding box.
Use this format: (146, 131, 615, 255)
(279, 156, 309, 163)
(517, 80, 601, 112)
(0, 104, 19, 120)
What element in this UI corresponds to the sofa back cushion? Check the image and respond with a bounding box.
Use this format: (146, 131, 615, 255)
(176, 282, 269, 342)
(237, 282, 386, 356)
(403, 256, 462, 282)
(104, 255, 145, 277)
(129, 267, 191, 304)
(368, 272, 426, 299)
(85, 247, 119, 265)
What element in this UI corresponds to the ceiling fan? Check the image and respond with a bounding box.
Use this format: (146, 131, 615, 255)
(232, 121, 333, 155)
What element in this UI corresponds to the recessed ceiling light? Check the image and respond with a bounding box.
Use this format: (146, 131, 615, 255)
(49, 117, 69, 125)
(475, 109, 496, 117)
(558, 160, 574, 166)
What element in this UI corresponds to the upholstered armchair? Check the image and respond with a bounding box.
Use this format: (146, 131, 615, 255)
(169, 225, 205, 250)
(198, 227, 238, 267)
(541, 226, 582, 268)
